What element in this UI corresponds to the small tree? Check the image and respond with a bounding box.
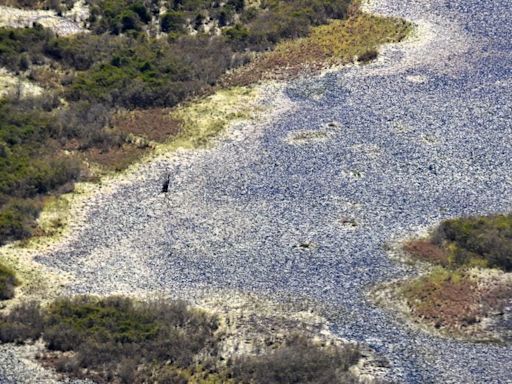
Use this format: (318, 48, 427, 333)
(160, 11, 185, 33)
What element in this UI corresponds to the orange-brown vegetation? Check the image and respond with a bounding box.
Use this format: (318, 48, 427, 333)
(402, 269, 480, 329)
(400, 214, 512, 338)
(402, 268, 512, 336)
(112, 108, 182, 142)
(404, 239, 451, 267)
(83, 145, 149, 172)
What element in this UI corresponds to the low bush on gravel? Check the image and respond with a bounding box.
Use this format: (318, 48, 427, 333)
(405, 214, 512, 272)
(0, 296, 362, 383)
(401, 267, 512, 334)
(401, 213, 512, 336)
(231, 334, 360, 384)
(432, 214, 512, 272)
(401, 268, 481, 329)
(0, 261, 18, 300)
(0, 296, 219, 382)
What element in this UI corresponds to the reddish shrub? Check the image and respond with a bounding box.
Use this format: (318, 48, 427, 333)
(404, 240, 451, 267)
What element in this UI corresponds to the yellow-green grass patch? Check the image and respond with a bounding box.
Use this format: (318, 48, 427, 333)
(225, 13, 413, 85)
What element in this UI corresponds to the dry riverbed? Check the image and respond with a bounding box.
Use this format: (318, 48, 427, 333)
(1, 0, 512, 382)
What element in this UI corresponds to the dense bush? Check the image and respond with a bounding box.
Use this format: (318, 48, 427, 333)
(432, 214, 512, 271)
(0, 198, 41, 244)
(231, 334, 360, 384)
(0, 296, 362, 383)
(87, 0, 157, 34)
(0, 25, 53, 73)
(0, 98, 82, 245)
(0, 0, 70, 11)
(62, 33, 250, 108)
(0, 296, 218, 382)
(159, 10, 184, 32)
(86, 0, 352, 46)
(0, 262, 18, 300)
(0, 301, 44, 341)
(66, 37, 198, 107)
(0, 100, 80, 244)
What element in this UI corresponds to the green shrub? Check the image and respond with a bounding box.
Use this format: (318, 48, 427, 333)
(358, 49, 378, 63)
(0, 262, 18, 300)
(0, 296, 363, 383)
(433, 214, 512, 271)
(0, 25, 53, 72)
(66, 36, 225, 108)
(0, 198, 41, 245)
(160, 11, 186, 33)
(224, 24, 250, 41)
(87, 0, 153, 34)
(0, 301, 44, 341)
(0, 98, 82, 245)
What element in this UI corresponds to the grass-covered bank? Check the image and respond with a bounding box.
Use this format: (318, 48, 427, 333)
(0, 295, 363, 383)
(391, 214, 512, 340)
(224, 12, 412, 85)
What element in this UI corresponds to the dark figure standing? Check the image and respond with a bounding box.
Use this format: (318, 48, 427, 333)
(162, 174, 170, 193)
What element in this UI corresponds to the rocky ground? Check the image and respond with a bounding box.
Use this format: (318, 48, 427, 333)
(0, 1, 88, 36)
(1, 0, 512, 382)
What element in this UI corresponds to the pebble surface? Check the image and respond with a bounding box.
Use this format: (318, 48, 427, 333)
(2, 0, 512, 382)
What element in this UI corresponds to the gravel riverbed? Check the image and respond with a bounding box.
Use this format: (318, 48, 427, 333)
(2, 0, 512, 382)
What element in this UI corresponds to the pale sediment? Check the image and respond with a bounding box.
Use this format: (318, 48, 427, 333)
(0, 1, 88, 36)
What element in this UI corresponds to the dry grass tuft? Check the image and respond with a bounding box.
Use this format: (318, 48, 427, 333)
(112, 108, 182, 143)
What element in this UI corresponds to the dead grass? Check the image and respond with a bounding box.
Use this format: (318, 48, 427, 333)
(224, 13, 412, 86)
(162, 87, 260, 152)
(401, 268, 481, 329)
(83, 144, 150, 173)
(112, 108, 182, 143)
(401, 267, 512, 337)
(404, 239, 451, 267)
